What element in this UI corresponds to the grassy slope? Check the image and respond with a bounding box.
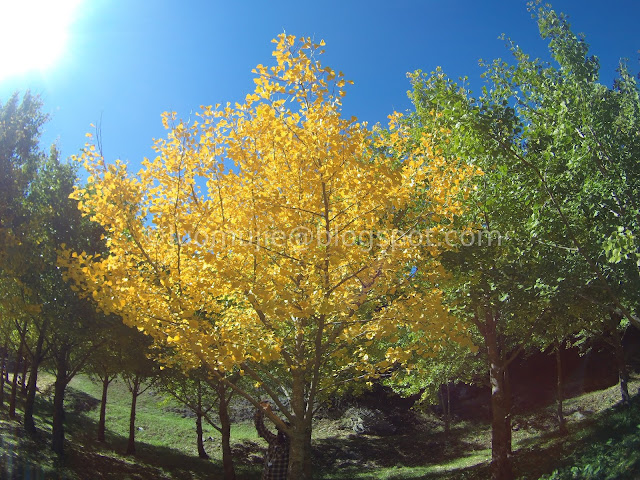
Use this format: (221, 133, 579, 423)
(0, 374, 638, 479)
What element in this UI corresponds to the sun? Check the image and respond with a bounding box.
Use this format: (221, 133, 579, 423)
(0, 0, 83, 81)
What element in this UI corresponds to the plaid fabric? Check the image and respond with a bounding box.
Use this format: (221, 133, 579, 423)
(254, 410, 290, 480)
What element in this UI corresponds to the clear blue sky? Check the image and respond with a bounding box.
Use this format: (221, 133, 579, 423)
(1, 0, 638, 172)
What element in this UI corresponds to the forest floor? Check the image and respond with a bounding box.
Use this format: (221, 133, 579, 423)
(0, 373, 639, 479)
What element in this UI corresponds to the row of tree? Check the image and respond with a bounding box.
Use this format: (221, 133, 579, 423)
(0, 91, 243, 478)
(1, 4, 638, 480)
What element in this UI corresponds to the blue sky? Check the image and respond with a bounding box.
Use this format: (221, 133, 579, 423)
(1, 0, 638, 172)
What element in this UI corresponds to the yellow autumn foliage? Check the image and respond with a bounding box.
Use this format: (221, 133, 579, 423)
(59, 34, 479, 394)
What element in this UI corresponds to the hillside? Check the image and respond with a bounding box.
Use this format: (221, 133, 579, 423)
(0, 373, 638, 479)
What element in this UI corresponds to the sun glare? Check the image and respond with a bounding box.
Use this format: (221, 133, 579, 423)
(0, 0, 83, 81)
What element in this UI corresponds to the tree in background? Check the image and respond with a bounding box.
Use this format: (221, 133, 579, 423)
(157, 362, 238, 478)
(29, 153, 112, 455)
(60, 34, 478, 479)
(0, 91, 46, 255)
(85, 321, 135, 443)
(120, 330, 159, 456)
(385, 338, 482, 438)
(0, 91, 49, 420)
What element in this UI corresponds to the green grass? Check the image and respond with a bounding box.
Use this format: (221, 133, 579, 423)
(0, 373, 639, 479)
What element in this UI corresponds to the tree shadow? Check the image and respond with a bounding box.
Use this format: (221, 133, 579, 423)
(313, 419, 490, 473)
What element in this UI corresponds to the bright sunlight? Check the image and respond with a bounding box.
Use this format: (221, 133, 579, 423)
(0, 0, 83, 81)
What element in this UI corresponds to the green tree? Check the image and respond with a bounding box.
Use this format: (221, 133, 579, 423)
(404, 4, 640, 478)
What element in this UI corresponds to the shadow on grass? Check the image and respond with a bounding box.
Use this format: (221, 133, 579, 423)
(64, 412, 262, 480)
(0, 388, 261, 480)
(313, 420, 492, 480)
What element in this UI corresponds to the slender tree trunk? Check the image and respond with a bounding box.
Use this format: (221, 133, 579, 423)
(440, 384, 451, 437)
(446, 382, 452, 434)
(611, 327, 630, 404)
(607, 311, 630, 404)
(97, 375, 111, 442)
(0, 342, 7, 407)
(217, 384, 235, 480)
(24, 331, 46, 434)
(555, 339, 567, 434)
(9, 342, 24, 418)
(484, 309, 513, 480)
(195, 381, 209, 460)
(21, 356, 29, 394)
(24, 360, 40, 434)
(51, 360, 69, 456)
(503, 362, 512, 455)
(195, 411, 208, 459)
(126, 377, 140, 455)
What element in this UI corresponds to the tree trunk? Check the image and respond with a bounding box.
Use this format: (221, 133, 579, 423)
(440, 383, 451, 437)
(288, 421, 313, 480)
(484, 309, 513, 480)
(9, 342, 24, 418)
(21, 356, 29, 394)
(24, 359, 40, 434)
(97, 375, 111, 442)
(217, 385, 235, 480)
(195, 411, 208, 459)
(555, 339, 567, 434)
(24, 330, 46, 434)
(288, 370, 313, 479)
(446, 382, 452, 436)
(0, 342, 7, 407)
(51, 365, 68, 456)
(613, 331, 630, 404)
(503, 362, 512, 455)
(609, 315, 630, 404)
(605, 310, 631, 405)
(126, 377, 140, 455)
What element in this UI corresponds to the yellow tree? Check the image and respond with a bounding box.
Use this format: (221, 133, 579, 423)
(60, 35, 478, 479)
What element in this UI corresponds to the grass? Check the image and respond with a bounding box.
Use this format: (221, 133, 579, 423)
(0, 373, 638, 479)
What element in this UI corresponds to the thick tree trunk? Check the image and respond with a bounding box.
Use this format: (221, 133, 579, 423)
(51, 367, 68, 456)
(485, 309, 513, 480)
(555, 340, 567, 434)
(98, 375, 111, 442)
(24, 331, 46, 434)
(217, 386, 235, 479)
(288, 371, 313, 479)
(126, 377, 140, 455)
(288, 421, 313, 480)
